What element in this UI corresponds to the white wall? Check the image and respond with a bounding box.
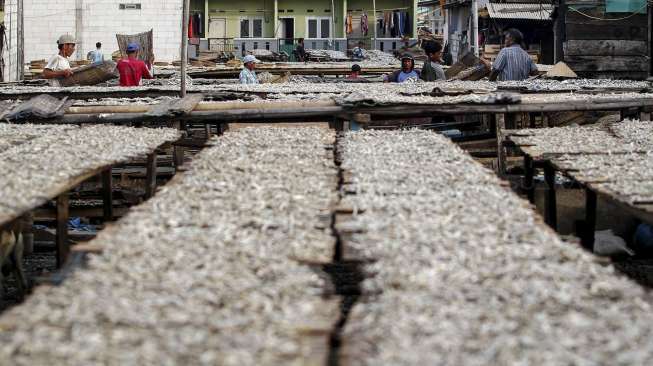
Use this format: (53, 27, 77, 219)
(4, 0, 183, 80)
(2, 0, 19, 81)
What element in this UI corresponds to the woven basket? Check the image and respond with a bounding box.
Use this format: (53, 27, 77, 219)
(59, 60, 118, 87)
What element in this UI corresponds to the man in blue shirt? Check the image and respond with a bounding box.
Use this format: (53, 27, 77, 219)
(239, 55, 260, 84)
(385, 54, 420, 83)
(86, 42, 104, 64)
(489, 28, 538, 81)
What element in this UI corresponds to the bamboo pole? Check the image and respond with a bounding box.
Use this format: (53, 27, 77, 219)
(65, 100, 337, 114)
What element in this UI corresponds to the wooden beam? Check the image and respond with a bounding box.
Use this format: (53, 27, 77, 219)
(564, 55, 648, 72)
(145, 153, 158, 199)
(495, 114, 506, 176)
(563, 40, 647, 56)
(101, 168, 113, 222)
(56, 193, 69, 268)
(544, 164, 558, 231)
(565, 22, 647, 41)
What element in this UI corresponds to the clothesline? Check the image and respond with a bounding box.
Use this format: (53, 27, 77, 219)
(347, 7, 411, 14)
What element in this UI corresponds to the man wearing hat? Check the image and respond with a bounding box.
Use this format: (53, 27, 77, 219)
(116, 42, 153, 87)
(384, 54, 420, 83)
(42, 34, 76, 86)
(239, 55, 260, 84)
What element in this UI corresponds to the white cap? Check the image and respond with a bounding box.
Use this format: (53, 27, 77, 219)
(243, 55, 260, 64)
(57, 34, 76, 45)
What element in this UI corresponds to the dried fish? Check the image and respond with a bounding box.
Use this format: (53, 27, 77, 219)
(339, 129, 653, 365)
(0, 127, 339, 366)
(0, 124, 180, 227)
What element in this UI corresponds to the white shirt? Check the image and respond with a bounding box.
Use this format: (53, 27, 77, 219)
(45, 54, 72, 86)
(239, 68, 258, 84)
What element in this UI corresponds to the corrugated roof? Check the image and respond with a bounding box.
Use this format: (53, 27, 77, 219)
(487, 2, 553, 20)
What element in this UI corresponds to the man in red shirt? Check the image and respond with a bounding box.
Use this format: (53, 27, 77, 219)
(116, 43, 153, 87)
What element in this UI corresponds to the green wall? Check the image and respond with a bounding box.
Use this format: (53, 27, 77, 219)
(207, 0, 275, 38)
(277, 0, 344, 38)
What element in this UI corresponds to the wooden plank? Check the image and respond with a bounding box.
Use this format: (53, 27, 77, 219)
(564, 22, 647, 40)
(563, 40, 647, 56)
(56, 193, 69, 268)
(565, 11, 647, 26)
(564, 55, 648, 72)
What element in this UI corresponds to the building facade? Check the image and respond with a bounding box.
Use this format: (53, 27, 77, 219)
(3, 0, 419, 81)
(190, 0, 418, 55)
(3, 0, 183, 81)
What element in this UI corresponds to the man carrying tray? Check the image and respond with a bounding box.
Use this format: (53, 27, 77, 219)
(42, 34, 76, 86)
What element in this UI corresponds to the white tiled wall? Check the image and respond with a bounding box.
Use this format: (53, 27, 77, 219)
(4, 0, 183, 80)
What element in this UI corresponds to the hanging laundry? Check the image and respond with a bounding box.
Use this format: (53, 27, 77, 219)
(192, 13, 201, 37)
(361, 13, 369, 36)
(188, 15, 195, 38)
(390, 12, 396, 37)
(346, 14, 353, 34)
(195, 13, 203, 36)
(402, 12, 409, 37)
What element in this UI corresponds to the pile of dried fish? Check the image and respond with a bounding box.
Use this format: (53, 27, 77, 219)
(306, 49, 349, 61)
(512, 120, 653, 205)
(338, 130, 653, 365)
(0, 125, 180, 226)
(0, 127, 339, 365)
(499, 79, 650, 93)
(0, 123, 77, 152)
(362, 49, 399, 65)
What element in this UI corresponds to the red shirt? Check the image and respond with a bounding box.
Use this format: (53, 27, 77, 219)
(116, 58, 152, 87)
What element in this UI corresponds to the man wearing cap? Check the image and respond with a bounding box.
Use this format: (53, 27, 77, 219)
(116, 42, 153, 87)
(42, 34, 76, 86)
(239, 55, 260, 84)
(384, 54, 420, 83)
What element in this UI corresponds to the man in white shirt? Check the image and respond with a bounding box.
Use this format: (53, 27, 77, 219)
(43, 34, 76, 86)
(239, 55, 260, 84)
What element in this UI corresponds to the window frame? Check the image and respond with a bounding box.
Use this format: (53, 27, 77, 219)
(239, 16, 264, 38)
(305, 16, 332, 39)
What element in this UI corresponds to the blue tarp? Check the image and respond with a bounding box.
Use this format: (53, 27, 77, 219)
(606, 0, 647, 14)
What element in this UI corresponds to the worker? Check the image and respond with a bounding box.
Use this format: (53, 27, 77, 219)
(488, 28, 538, 81)
(384, 54, 420, 83)
(348, 64, 362, 79)
(87, 42, 104, 64)
(239, 55, 260, 84)
(42, 34, 76, 86)
(352, 42, 365, 60)
(116, 42, 153, 87)
(295, 38, 306, 62)
(420, 41, 446, 81)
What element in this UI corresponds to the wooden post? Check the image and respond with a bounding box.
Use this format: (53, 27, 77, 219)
(639, 109, 651, 121)
(204, 123, 212, 139)
(495, 114, 506, 175)
(544, 163, 557, 230)
(101, 168, 113, 222)
(180, 0, 190, 97)
(56, 193, 69, 268)
(554, 0, 566, 63)
(582, 188, 597, 250)
(145, 153, 158, 199)
(523, 155, 535, 203)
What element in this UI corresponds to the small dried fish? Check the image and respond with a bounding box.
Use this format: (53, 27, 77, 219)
(339, 129, 653, 365)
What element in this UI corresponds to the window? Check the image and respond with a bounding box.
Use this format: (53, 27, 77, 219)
(306, 17, 331, 39)
(240, 17, 263, 38)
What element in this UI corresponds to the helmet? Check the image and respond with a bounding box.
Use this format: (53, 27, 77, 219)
(57, 34, 76, 45)
(400, 54, 414, 61)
